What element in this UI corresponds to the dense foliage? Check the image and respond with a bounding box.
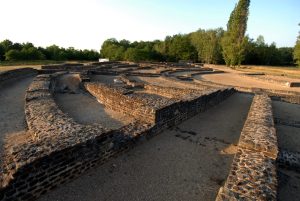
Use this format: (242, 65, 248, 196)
(100, 34, 293, 66)
(190, 28, 224, 64)
(294, 24, 300, 67)
(0, 40, 100, 61)
(1, 0, 296, 67)
(221, 0, 250, 67)
(100, 36, 196, 62)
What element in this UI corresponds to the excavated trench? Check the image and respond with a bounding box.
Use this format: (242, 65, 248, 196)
(38, 93, 253, 201)
(90, 74, 118, 84)
(272, 100, 300, 201)
(54, 74, 134, 130)
(0, 76, 34, 151)
(54, 92, 133, 129)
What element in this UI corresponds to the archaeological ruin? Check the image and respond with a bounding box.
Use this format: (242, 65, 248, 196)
(0, 62, 300, 201)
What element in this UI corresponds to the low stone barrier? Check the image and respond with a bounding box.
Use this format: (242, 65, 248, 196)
(288, 82, 300, 87)
(85, 82, 235, 125)
(216, 94, 278, 201)
(144, 84, 210, 99)
(0, 68, 37, 85)
(85, 83, 159, 123)
(0, 73, 151, 201)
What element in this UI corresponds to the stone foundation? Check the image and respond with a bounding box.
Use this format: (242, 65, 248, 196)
(216, 94, 278, 201)
(0, 72, 235, 201)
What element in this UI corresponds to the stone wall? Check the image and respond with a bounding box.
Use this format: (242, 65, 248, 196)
(0, 73, 151, 201)
(0, 72, 235, 201)
(85, 83, 158, 123)
(216, 94, 278, 201)
(85, 82, 235, 125)
(0, 68, 37, 85)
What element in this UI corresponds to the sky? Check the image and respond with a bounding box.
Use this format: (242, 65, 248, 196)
(0, 0, 299, 50)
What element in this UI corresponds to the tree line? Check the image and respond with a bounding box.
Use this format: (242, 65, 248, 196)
(100, 33, 294, 66)
(1, 0, 299, 67)
(100, 0, 298, 67)
(0, 40, 100, 61)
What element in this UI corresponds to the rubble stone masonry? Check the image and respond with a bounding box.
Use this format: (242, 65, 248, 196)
(0, 73, 234, 201)
(216, 94, 278, 201)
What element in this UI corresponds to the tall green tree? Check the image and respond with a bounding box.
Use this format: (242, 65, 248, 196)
(221, 0, 251, 67)
(294, 24, 300, 67)
(190, 28, 224, 64)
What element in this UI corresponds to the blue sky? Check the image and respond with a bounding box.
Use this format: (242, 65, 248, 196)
(0, 0, 299, 50)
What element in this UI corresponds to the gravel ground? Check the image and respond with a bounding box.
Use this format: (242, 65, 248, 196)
(54, 92, 134, 129)
(272, 100, 300, 201)
(0, 76, 34, 150)
(38, 93, 253, 201)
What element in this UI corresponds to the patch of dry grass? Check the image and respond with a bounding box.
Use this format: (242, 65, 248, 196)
(0, 65, 42, 72)
(237, 65, 300, 79)
(205, 64, 300, 79)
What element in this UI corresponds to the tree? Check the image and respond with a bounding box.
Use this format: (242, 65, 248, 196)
(124, 48, 147, 62)
(5, 49, 22, 60)
(221, 0, 251, 67)
(0, 44, 5, 61)
(190, 28, 224, 64)
(100, 38, 126, 60)
(0, 39, 13, 52)
(294, 24, 300, 67)
(164, 34, 197, 61)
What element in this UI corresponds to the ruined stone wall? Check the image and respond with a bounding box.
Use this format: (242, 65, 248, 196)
(153, 88, 235, 127)
(85, 82, 235, 126)
(0, 73, 151, 201)
(85, 83, 158, 123)
(0, 68, 37, 85)
(0, 73, 235, 201)
(144, 84, 210, 99)
(216, 94, 278, 201)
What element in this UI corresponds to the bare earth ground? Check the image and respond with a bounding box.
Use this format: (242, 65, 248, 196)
(0, 76, 34, 150)
(272, 101, 300, 201)
(170, 71, 194, 76)
(259, 74, 300, 83)
(90, 75, 118, 84)
(0, 65, 41, 72)
(205, 64, 300, 79)
(54, 92, 134, 129)
(195, 73, 300, 93)
(132, 76, 200, 89)
(38, 93, 253, 201)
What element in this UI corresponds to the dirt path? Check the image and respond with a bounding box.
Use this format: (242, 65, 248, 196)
(0, 76, 34, 150)
(272, 100, 300, 201)
(54, 92, 134, 130)
(38, 93, 253, 201)
(196, 73, 300, 92)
